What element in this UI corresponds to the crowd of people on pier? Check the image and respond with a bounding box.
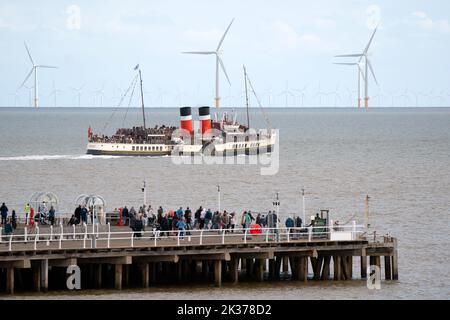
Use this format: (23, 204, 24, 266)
(0, 201, 58, 234)
(90, 125, 177, 144)
(108, 204, 307, 238)
(1, 199, 335, 240)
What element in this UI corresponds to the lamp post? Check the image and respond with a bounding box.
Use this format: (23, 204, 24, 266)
(302, 187, 306, 227)
(272, 192, 280, 230)
(365, 194, 370, 230)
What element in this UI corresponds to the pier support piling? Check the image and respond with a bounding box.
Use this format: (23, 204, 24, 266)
(230, 257, 238, 284)
(282, 256, 289, 275)
(333, 256, 342, 280)
(115, 264, 123, 290)
(95, 264, 102, 289)
(141, 263, 149, 288)
(274, 257, 282, 279)
(214, 260, 222, 287)
(255, 259, 264, 282)
(313, 256, 324, 280)
(393, 238, 399, 280)
(40, 259, 48, 292)
(6, 268, 14, 294)
(32, 262, 41, 292)
(321, 256, 331, 280)
(384, 256, 392, 280)
(361, 256, 367, 279)
(268, 259, 275, 280)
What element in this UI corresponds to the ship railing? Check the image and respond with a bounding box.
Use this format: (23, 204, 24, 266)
(1, 222, 365, 252)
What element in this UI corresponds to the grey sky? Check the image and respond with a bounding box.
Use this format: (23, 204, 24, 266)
(1, 0, 449, 107)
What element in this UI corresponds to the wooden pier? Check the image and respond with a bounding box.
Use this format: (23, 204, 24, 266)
(0, 225, 398, 294)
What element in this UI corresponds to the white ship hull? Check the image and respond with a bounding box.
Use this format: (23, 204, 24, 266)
(86, 131, 276, 156)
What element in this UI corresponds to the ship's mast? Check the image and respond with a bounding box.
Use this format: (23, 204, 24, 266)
(243, 65, 250, 130)
(138, 68, 146, 130)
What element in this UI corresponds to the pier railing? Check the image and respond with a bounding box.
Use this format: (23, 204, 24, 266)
(0, 222, 365, 252)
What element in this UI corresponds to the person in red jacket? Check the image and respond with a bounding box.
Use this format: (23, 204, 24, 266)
(29, 207, 35, 228)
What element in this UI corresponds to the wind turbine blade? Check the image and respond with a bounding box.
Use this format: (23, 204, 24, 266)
(333, 63, 358, 65)
(334, 54, 363, 58)
(364, 25, 378, 54)
(181, 51, 215, 55)
(367, 60, 378, 85)
(218, 57, 231, 85)
(36, 65, 58, 69)
(24, 42, 35, 65)
(18, 68, 34, 90)
(216, 18, 235, 51)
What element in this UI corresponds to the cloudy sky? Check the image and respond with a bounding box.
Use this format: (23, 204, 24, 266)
(0, 0, 449, 107)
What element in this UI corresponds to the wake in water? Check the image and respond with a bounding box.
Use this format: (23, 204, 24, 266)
(0, 154, 172, 161)
(0, 154, 120, 161)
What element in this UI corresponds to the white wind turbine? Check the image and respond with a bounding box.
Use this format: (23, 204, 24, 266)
(93, 84, 105, 107)
(18, 42, 58, 108)
(335, 25, 379, 109)
(315, 82, 326, 107)
(294, 85, 309, 108)
(71, 84, 85, 107)
(278, 81, 295, 107)
(182, 18, 234, 109)
(9, 91, 20, 107)
(48, 81, 63, 108)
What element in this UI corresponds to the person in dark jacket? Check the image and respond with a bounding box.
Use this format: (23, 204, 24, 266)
(133, 216, 143, 238)
(74, 205, 81, 224)
(0, 203, 8, 225)
(48, 206, 55, 226)
(122, 206, 129, 225)
(194, 206, 202, 228)
(80, 206, 88, 224)
(160, 215, 169, 237)
(157, 206, 164, 225)
(11, 210, 17, 230)
(295, 217, 303, 228)
(68, 215, 77, 226)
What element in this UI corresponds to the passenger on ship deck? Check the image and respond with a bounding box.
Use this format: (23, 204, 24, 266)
(74, 205, 81, 225)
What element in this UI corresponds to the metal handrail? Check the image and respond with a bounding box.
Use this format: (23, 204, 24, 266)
(1, 223, 366, 252)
